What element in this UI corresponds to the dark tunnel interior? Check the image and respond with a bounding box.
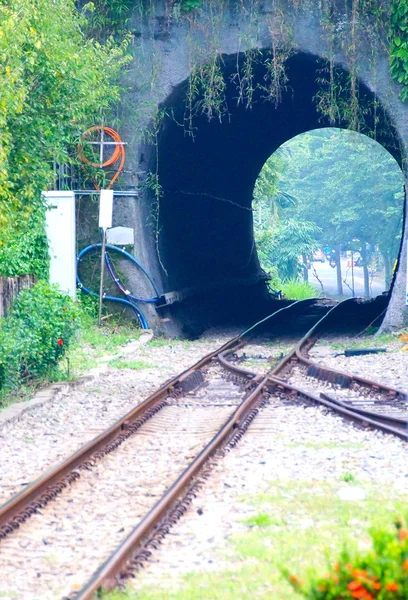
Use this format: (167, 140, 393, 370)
(152, 50, 402, 337)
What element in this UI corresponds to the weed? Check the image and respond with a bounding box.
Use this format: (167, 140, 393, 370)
(147, 338, 178, 348)
(100, 481, 407, 600)
(280, 279, 320, 300)
(245, 513, 274, 527)
(109, 359, 157, 370)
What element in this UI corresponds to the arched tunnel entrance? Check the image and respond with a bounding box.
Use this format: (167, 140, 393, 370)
(150, 51, 403, 337)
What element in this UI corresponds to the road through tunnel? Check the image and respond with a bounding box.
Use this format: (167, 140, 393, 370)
(149, 51, 402, 336)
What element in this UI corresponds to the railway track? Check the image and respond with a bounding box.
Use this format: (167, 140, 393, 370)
(0, 297, 406, 599)
(227, 297, 408, 438)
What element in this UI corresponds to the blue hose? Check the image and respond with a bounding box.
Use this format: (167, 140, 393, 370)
(77, 243, 160, 330)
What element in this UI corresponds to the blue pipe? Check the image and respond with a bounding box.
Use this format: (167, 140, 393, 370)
(77, 243, 160, 329)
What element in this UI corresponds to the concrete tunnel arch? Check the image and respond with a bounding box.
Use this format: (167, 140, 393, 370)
(146, 50, 404, 337)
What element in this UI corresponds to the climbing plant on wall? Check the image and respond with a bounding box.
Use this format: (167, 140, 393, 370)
(109, 0, 407, 139)
(1, 0, 405, 278)
(89, 0, 404, 277)
(0, 0, 130, 278)
(390, 0, 408, 101)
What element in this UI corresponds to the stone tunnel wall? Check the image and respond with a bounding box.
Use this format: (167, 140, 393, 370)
(113, 1, 407, 336)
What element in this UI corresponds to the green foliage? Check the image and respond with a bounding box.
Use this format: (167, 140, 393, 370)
(82, 0, 134, 39)
(0, 209, 49, 278)
(254, 148, 319, 282)
(253, 150, 296, 222)
(390, 0, 408, 102)
(245, 513, 274, 528)
(286, 516, 408, 598)
(264, 219, 321, 281)
(280, 279, 319, 300)
(0, 0, 130, 277)
(275, 128, 404, 290)
(178, 0, 201, 13)
(0, 282, 79, 392)
(109, 359, 156, 369)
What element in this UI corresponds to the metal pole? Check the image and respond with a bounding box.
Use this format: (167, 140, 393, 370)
(99, 125, 104, 168)
(98, 227, 107, 327)
(351, 251, 355, 297)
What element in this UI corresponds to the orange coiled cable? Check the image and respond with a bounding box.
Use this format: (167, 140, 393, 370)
(78, 125, 125, 189)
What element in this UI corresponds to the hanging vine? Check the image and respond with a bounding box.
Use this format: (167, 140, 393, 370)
(77, 0, 407, 274)
(390, 0, 408, 102)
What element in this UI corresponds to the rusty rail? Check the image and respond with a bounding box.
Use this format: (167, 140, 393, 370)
(75, 378, 269, 598)
(1, 295, 406, 599)
(0, 336, 241, 539)
(0, 299, 312, 540)
(271, 297, 407, 401)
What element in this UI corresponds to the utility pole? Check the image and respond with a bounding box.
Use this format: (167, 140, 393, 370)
(98, 190, 113, 326)
(336, 244, 343, 296)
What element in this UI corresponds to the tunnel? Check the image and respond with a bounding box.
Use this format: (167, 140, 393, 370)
(148, 50, 402, 337)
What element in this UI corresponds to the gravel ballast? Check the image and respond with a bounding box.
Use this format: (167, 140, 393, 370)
(1, 330, 408, 599)
(129, 394, 408, 596)
(0, 334, 235, 505)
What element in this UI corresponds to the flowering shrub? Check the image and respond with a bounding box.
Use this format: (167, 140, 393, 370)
(0, 282, 79, 392)
(286, 518, 408, 599)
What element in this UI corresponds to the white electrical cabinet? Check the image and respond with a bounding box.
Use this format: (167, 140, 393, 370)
(43, 191, 76, 298)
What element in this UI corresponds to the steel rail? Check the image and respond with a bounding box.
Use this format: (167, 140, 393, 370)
(217, 298, 331, 380)
(2, 295, 402, 599)
(320, 391, 408, 430)
(0, 299, 317, 540)
(0, 336, 243, 538)
(75, 297, 408, 598)
(74, 377, 269, 599)
(266, 378, 407, 440)
(219, 298, 408, 438)
(271, 298, 407, 400)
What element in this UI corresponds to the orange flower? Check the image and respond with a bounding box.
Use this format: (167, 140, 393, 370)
(333, 562, 340, 572)
(348, 581, 363, 591)
(289, 574, 301, 587)
(385, 582, 399, 592)
(352, 569, 369, 579)
(402, 559, 408, 570)
(399, 528, 408, 540)
(351, 589, 373, 600)
(372, 582, 381, 590)
(331, 575, 339, 584)
(347, 581, 374, 599)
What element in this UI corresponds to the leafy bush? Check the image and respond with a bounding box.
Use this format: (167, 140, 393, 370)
(0, 0, 130, 278)
(0, 282, 79, 391)
(286, 517, 408, 599)
(280, 278, 319, 300)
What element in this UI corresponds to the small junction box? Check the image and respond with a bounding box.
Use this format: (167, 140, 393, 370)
(43, 191, 76, 298)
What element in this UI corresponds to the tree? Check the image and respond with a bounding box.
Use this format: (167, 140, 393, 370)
(272, 128, 404, 298)
(253, 149, 319, 282)
(267, 219, 321, 281)
(0, 0, 130, 277)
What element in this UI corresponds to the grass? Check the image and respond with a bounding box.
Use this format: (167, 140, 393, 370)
(99, 479, 407, 600)
(280, 279, 320, 300)
(147, 337, 180, 348)
(109, 359, 157, 370)
(244, 512, 275, 527)
(63, 312, 141, 377)
(327, 332, 399, 352)
(0, 309, 142, 410)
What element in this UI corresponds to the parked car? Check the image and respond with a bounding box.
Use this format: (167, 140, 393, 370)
(312, 250, 325, 262)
